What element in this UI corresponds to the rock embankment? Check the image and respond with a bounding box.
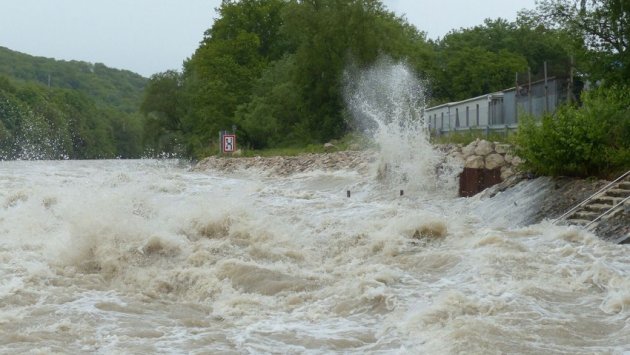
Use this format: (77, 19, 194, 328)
(195, 139, 523, 180)
(440, 139, 523, 181)
(193, 150, 376, 176)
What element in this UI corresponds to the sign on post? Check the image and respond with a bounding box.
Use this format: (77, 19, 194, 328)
(222, 134, 236, 154)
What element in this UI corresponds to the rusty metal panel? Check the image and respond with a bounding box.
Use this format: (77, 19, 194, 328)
(459, 168, 502, 197)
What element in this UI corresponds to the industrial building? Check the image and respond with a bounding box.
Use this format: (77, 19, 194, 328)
(425, 77, 569, 135)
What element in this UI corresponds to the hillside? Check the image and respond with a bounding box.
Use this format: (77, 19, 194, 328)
(0, 46, 147, 113)
(0, 47, 147, 159)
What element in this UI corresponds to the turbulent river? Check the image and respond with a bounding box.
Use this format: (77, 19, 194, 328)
(1, 60, 629, 354)
(1, 158, 629, 354)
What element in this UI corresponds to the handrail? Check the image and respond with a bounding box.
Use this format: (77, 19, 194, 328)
(584, 195, 630, 229)
(552, 169, 630, 223)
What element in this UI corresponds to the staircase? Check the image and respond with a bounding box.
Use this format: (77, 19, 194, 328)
(553, 170, 630, 243)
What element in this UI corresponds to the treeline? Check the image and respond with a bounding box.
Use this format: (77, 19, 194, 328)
(0, 47, 146, 113)
(0, 47, 147, 159)
(142, 0, 584, 158)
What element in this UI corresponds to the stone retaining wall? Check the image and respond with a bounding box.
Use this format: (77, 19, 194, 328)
(442, 139, 523, 181)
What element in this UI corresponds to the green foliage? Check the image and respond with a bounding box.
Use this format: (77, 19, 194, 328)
(0, 64, 145, 159)
(140, 0, 623, 165)
(516, 86, 630, 177)
(431, 130, 513, 146)
(235, 132, 371, 157)
(0, 47, 146, 113)
(528, 0, 630, 85)
(171, 0, 290, 158)
(157, 0, 436, 157)
(429, 18, 571, 103)
(141, 70, 184, 155)
(235, 55, 303, 149)
(0, 46, 148, 160)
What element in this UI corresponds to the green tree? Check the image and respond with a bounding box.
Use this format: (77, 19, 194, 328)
(174, 0, 435, 155)
(141, 70, 184, 155)
(182, 31, 266, 156)
(280, 0, 433, 143)
(234, 55, 303, 148)
(430, 18, 571, 103)
(530, 0, 630, 84)
(0, 47, 148, 159)
(180, 0, 287, 157)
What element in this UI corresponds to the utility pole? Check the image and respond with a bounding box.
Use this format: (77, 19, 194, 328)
(544, 61, 549, 113)
(514, 72, 519, 123)
(528, 67, 532, 115)
(568, 55, 574, 104)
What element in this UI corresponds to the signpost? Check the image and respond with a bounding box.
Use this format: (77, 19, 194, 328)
(222, 133, 236, 154)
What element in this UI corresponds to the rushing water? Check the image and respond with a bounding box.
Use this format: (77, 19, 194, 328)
(2, 60, 629, 354)
(0, 159, 629, 354)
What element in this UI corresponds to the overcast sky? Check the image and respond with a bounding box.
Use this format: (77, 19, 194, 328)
(0, 0, 537, 78)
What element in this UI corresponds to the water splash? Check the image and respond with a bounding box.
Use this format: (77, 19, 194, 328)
(344, 57, 460, 196)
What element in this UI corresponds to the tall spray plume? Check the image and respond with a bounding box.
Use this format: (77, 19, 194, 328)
(344, 57, 459, 196)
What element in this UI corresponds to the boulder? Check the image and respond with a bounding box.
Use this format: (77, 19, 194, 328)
(501, 166, 514, 180)
(511, 156, 524, 167)
(474, 140, 494, 156)
(324, 142, 335, 151)
(462, 140, 477, 157)
(494, 143, 511, 155)
(485, 153, 506, 170)
(448, 151, 465, 164)
(504, 153, 514, 164)
(465, 155, 485, 169)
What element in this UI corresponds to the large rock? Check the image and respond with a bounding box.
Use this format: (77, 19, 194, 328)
(448, 151, 465, 164)
(511, 156, 524, 167)
(494, 143, 511, 154)
(485, 153, 506, 170)
(501, 166, 514, 180)
(462, 140, 478, 158)
(465, 155, 485, 169)
(474, 140, 494, 156)
(504, 153, 514, 164)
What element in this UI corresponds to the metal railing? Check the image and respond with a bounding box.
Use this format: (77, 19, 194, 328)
(584, 195, 630, 229)
(552, 169, 630, 224)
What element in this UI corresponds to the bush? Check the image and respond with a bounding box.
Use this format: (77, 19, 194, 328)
(516, 85, 630, 178)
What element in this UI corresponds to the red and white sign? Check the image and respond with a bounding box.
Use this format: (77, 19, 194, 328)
(222, 134, 236, 153)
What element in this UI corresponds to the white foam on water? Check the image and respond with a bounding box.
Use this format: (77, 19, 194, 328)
(344, 57, 461, 198)
(1, 159, 629, 353)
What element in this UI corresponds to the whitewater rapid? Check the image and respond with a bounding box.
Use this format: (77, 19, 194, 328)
(0, 159, 628, 354)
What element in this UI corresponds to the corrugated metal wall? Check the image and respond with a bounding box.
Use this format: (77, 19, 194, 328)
(426, 77, 568, 134)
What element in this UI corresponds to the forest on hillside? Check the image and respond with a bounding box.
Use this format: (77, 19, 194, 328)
(141, 0, 629, 159)
(0, 47, 147, 159)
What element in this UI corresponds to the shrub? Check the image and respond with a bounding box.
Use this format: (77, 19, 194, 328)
(516, 85, 630, 178)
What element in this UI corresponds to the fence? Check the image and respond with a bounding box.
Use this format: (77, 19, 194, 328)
(426, 60, 577, 137)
